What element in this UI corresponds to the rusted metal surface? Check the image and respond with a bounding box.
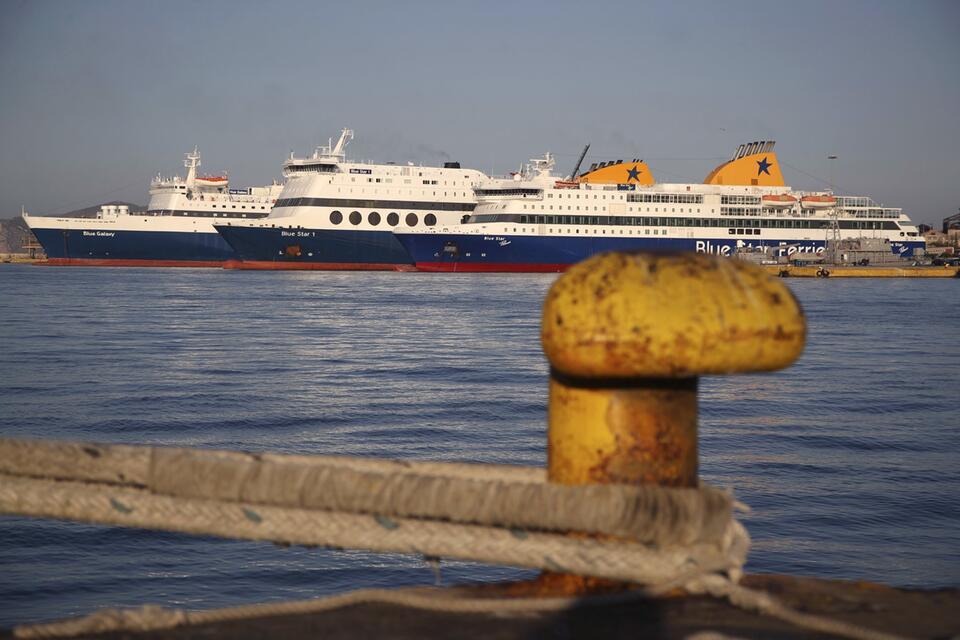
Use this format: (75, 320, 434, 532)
(548, 383, 698, 488)
(531, 252, 808, 595)
(541, 252, 806, 378)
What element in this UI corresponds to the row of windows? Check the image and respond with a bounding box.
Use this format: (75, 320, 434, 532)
(285, 164, 338, 173)
(626, 193, 704, 204)
(471, 213, 901, 230)
(327, 210, 438, 227)
(547, 192, 637, 200)
(721, 207, 758, 216)
(476, 188, 542, 197)
(721, 207, 899, 220)
(522, 204, 700, 214)
(275, 197, 475, 212)
(720, 195, 762, 205)
(148, 210, 270, 219)
(846, 209, 901, 219)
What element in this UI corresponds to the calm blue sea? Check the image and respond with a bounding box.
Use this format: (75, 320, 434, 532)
(0, 265, 958, 627)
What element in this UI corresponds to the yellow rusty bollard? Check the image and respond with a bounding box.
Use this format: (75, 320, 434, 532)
(529, 251, 806, 594)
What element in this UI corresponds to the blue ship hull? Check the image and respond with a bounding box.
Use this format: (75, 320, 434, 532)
(394, 232, 927, 272)
(31, 228, 234, 267)
(215, 225, 415, 270)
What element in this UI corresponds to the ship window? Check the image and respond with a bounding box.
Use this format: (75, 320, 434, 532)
(350, 211, 362, 225)
(368, 211, 381, 226)
(425, 213, 437, 226)
(330, 210, 343, 225)
(406, 213, 419, 226)
(387, 212, 399, 226)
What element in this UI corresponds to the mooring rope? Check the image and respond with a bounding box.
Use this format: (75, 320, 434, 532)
(0, 439, 735, 546)
(0, 473, 748, 586)
(0, 438, 906, 640)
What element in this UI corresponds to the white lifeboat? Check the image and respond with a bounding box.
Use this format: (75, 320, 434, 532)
(800, 195, 837, 209)
(761, 194, 797, 209)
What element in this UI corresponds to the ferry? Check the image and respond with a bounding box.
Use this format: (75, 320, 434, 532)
(214, 129, 486, 270)
(24, 149, 283, 267)
(393, 141, 926, 272)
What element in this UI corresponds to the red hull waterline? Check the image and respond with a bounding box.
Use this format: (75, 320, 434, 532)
(41, 258, 224, 268)
(223, 260, 417, 272)
(414, 262, 571, 273)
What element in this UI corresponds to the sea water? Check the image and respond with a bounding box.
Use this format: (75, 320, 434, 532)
(0, 266, 957, 627)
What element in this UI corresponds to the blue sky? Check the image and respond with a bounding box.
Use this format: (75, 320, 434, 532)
(1, 0, 957, 225)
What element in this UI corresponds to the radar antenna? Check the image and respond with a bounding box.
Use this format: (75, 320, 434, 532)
(529, 152, 556, 177)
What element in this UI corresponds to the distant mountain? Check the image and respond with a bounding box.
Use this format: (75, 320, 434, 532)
(0, 201, 144, 253)
(0, 217, 33, 254)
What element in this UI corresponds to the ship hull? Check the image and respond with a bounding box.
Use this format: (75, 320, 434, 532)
(215, 225, 415, 270)
(395, 232, 927, 273)
(28, 227, 234, 266)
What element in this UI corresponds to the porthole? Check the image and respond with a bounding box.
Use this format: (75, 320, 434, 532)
(425, 213, 437, 226)
(330, 210, 343, 225)
(387, 212, 399, 226)
(349, 211, 362, 225)
(406, 213, 419, 227)
(368, 211, 381, 226)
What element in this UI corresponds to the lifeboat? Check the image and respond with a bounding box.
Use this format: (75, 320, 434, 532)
(800, 195, 837, 209)
(196, 176, 228, 184)
(554, 180, 579, 189)
(761, 194, 798, 209)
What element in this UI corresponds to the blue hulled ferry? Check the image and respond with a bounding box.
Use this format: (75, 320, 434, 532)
(393, 142, 925, 272)
(215, 129, 486, 270)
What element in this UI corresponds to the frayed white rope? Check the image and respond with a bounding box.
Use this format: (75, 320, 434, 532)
(0, 474, 747, 587)
(0, 438, 908, 640)
(0, 439, 734, 547)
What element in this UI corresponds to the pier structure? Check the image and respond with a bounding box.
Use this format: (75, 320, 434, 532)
(0, 252, 957, 639)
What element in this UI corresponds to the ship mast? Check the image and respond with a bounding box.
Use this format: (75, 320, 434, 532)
(330, 129, 353, 158)
(184, 147, 201, 189)
(312, 128, 354, 161)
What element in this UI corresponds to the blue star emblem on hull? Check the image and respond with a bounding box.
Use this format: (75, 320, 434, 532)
(626, 165, 642, 182)
(757, 157, 772, 176)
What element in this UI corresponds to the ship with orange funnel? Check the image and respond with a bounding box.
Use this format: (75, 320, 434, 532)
(394, 141, 925, 272)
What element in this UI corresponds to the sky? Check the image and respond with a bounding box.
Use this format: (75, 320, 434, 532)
(1, 0, 958, 226)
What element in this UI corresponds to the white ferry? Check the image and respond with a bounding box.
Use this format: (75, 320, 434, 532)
(393, 141, 925, 271)
(214, 129, 486, 270)
(24, 148, 282, 267)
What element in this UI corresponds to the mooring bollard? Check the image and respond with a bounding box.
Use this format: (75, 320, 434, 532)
(542, 252, 806, 488)
(529, 252, 806, 594)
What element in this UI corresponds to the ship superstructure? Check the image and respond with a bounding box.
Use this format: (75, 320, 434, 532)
(393, 142, 925, 272)
(24, 148, 282, 267)
(214, 129, 487, 270)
